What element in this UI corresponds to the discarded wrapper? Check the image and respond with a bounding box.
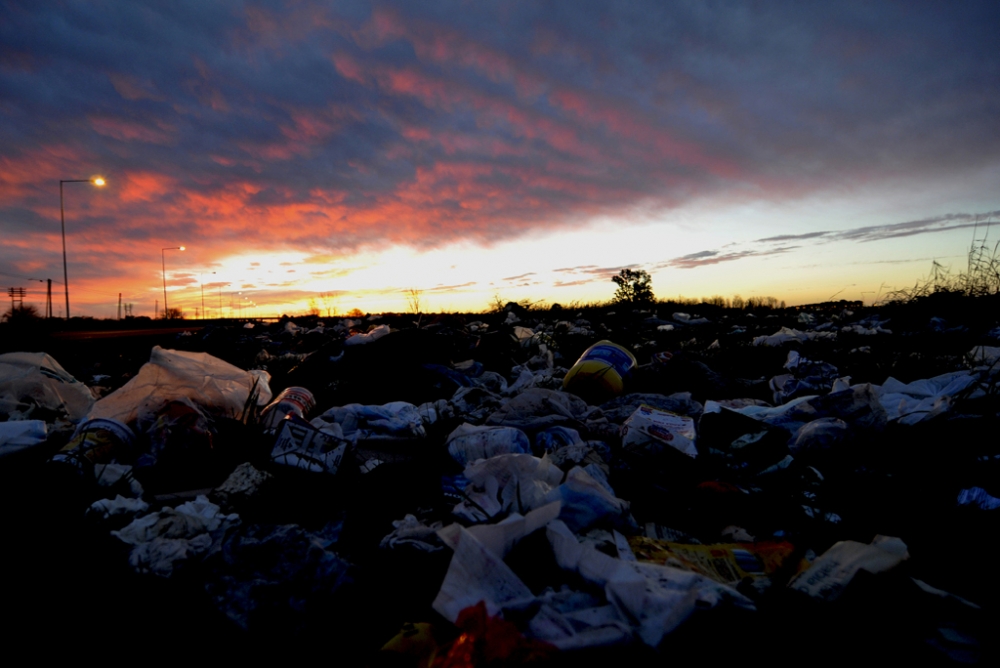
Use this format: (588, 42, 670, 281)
(271, 415, 350, 475)
(628, 537, 796, 586)
(621, 405, 698, 458)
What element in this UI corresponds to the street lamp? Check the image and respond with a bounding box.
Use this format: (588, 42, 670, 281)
(59, 177, 106, 318)
(161, 246, 185, 318)
(199, 271, 215, 320)
(218, 281, 226, 316)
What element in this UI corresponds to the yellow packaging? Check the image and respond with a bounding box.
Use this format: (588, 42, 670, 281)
(628, 536, 796, 585)
(562, 340, 637, 401)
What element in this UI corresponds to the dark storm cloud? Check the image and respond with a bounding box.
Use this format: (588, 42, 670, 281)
(2, 0, 1000, 306)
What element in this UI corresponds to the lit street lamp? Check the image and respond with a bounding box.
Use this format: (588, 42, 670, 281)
(161, 246, 185, 318)
(59, 177, 105, 318)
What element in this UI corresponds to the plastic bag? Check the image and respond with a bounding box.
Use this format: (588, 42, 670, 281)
(446, 424, 530, 466)
(0, 351, 94, 422)
(89, 346, 272, 425)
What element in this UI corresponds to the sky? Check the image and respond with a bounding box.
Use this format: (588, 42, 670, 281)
(2, 1, 999, 319)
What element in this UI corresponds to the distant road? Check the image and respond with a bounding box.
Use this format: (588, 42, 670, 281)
(50, 326, 204, 341)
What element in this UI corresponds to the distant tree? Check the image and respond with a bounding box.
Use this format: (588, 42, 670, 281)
(164, 307, 184, 320)
(307, 298, 321, 316)
(319, 292, 337, 317)
(490, 294, 505, 314)
(1, 304, 41, 323)
(744, 296, 780, 311)
(346, 307, 364, 318)
(703, 295, 728, 308)
(612, 269, 654, 305)
(405, 288, 422, 314)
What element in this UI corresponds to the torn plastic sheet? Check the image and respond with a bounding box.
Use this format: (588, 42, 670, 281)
(450, 454, 627, 531)
(486, 388, 592, 432)
(439, 501, 561, 559)
(112, 495, 240, 577)
(879, 371, 981, 425)
(88, 494, 149, 520)
(344, 324, 390, 346)
(753, 327, 837, 346)
(446, 423, 531, 467)
(434, 506, 633, 651)
(709, 383, 887, 437)
(452, 454, 564, 523)
(787, 535, 909, 601)
(312, 401, 426, 443)
(546, 520, 754, 647)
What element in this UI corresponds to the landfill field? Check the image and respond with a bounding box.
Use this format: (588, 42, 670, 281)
(1, 296, 998, 664)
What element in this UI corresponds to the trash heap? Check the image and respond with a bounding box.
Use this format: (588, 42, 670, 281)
(1, 301, 997, 662)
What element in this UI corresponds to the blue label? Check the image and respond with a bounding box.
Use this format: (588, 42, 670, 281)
(580, 343, 635, 378)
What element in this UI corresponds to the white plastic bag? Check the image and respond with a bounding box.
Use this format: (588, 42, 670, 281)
(0, 352, 94, 422)
(88, 346, 272, 424)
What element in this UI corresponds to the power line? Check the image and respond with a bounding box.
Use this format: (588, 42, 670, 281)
(0, 270, 45, 283)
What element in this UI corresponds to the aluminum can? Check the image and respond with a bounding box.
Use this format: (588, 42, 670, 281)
(261, 386, 316, 431)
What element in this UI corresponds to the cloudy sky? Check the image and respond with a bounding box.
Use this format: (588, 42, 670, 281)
(2, 1, 999, 318)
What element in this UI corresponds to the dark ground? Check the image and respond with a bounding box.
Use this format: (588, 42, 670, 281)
(1, 296, 997, 663)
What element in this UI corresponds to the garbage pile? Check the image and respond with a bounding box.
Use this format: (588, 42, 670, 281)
(1, 301, 998, 662)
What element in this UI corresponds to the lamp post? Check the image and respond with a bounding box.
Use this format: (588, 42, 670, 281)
(161, 246, 185, 318)
(197, 272, 218, 320)
(59, 177, 105, 318)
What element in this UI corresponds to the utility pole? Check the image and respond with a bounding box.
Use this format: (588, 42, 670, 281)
(46, 279, 52, 318)
(155, 299, 158, 319)
(8, 287, 25, 312)
(118, 293, 122, 320)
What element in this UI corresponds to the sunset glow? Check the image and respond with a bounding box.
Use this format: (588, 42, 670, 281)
(2, 2, 999, 318)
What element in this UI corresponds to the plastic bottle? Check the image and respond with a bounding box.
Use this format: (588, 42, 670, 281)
(261, 386, 316, 432)
(562, 340, 637, 402)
